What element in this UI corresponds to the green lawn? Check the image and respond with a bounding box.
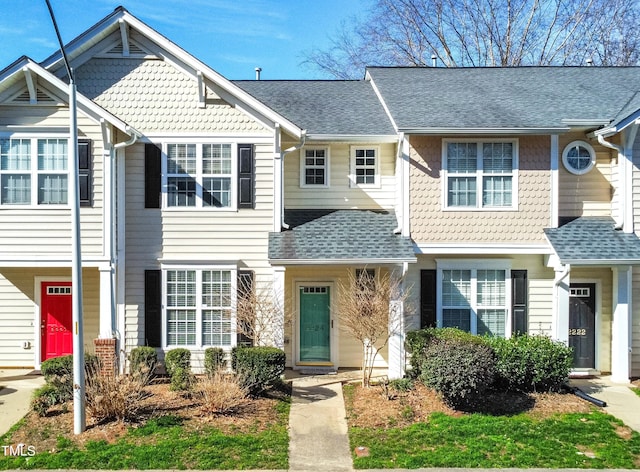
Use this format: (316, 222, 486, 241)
(632, 387, 640, 398)
(349, 410, 640, 469)
(0, 404, 290, 470)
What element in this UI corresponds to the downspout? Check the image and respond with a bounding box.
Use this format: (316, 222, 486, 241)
(393, 133, 404, 234)
(114, 126, 142, 149)
(279, 130, 306, 230)
(596, 134, 624, 230)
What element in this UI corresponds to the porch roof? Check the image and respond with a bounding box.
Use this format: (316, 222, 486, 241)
(544, 217, 640, 265)
(268, 209, 416, 264)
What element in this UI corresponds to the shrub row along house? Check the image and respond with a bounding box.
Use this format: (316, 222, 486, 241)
(1, 6, 639, 382)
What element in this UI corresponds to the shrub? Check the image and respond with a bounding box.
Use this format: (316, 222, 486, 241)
(129, 346, 157, 384)
(40, 354, 99, 403)
(31, 384, 63, 416)
(420, 338, 497, 410)
(196, 370, 249, 415)
(204, 347, 226, 376)
(232, 346, 285, 395)
(486, 334, 574, 392)
(405, 328, 487, 378)
(85, 363, 148, 422)
(164, 348, 194, 391)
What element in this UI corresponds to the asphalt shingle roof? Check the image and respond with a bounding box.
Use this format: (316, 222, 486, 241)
(233, 80, 396, 136)
(366, 66, 640, 131)
(268, 209, 416, 263)
(544, 217, 640, 264)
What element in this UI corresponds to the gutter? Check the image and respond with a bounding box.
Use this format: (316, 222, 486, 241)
(114, 126, 142, 149)
(279, 130, 306, 230)
(596, 134, 625, 230)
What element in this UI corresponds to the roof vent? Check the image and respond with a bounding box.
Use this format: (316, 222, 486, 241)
(586, 58, 593, 66)
(431, 54, 437, 67)
(255, 67, 262, 80)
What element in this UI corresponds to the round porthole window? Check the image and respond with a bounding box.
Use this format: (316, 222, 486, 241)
(562, 140, 596, 175)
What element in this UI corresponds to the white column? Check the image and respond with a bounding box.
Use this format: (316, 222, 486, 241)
(99, 265, 115, 339)
(388, 263, 408, 380)
(272, 266, 286, 350)
(611, 265, 632, 383)
(554, 265, 570, 343)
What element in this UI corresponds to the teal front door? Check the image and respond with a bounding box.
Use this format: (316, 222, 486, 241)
(299, 286, 331, 363)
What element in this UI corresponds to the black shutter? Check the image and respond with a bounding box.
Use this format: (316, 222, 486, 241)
(145, 143, 162, 209)
(420, 269, 437, 328)
(238, 144, 254, 209)
(144, 270, 162, 347)
(78, 139, 92, 207)
(512, 270, 528, 335)
(237, 270, 255, 346)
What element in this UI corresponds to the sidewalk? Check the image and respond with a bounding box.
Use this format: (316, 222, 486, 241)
(0, 369, 44, 437)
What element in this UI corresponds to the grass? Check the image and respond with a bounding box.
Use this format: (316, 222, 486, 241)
(349, 409, 640, 469)
(632, 387, 640, 398)
(0, 401, 290, 470)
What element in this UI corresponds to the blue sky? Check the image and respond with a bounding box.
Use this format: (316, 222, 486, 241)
(0, 0, 372, 79)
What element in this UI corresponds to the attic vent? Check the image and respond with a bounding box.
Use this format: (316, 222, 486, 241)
(105, 41, 149, 57)
(11, 88, 56, 104)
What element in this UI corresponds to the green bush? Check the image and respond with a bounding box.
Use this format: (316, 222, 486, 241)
(204, 347, 226, 376)
(487, 334, 573, 392)
(129, 346, 157, 381)
(231, 346, 285, 395)
(31, 383, 63, 416)
(164, 348, 193, 391)
(420, 338, 497, 410)
(405, 328, 487, 378)
(40, 354, 98, 403)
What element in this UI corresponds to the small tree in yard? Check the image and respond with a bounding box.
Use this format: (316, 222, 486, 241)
(338, 268, 409, 387)
(235, 276, 289, 348)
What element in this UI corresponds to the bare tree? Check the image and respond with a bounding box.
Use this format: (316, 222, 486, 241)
(337, 269, 409, 387)
(235, 277, 288, 348)
(306, 0, 640, 78)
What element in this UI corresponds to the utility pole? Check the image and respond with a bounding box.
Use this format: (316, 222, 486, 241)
(44, 0, 85, 434)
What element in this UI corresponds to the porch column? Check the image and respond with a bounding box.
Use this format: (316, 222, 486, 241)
(388, 263, 408, 380)
(99, 265, 115, 339)
(554, 265, 570, 343)
(272, 266, 286, 350)
(611, 265, 632, 383)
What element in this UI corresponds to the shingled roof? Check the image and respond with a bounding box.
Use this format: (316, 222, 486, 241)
(233, 80, 396, 137)
(268, 210, 416, 264)
(544, 217, 640, 265)
(366, 66, 640, 132)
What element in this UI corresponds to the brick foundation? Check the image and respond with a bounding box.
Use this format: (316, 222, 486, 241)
(93, 338, 117, 376)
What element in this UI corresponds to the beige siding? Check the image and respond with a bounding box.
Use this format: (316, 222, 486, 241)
(75, 57, 268, 134)
(0, 107, 106, 257)
(0, 268, 100, 368)
(410, 135, 551, 244)
(284, 142, 396, 210)
(558, 133, 613, 218)
(633, 132, 640, 235)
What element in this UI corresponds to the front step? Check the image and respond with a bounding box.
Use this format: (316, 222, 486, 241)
(299, 367, 338, 375)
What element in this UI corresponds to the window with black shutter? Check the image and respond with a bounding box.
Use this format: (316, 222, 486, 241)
(145, 143, 162, 209)
(78, 139, 92, 207)
(511, 270, 528, 335)
(237, 144, 255, 209)
(144, 270, 162, 347)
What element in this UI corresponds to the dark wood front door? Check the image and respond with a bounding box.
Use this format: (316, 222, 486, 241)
(568, 283, 596, 369)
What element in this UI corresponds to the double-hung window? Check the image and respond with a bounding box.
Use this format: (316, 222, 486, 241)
(0, 137, 68, 206)
(438, 262, 511, 337)
(444, 140, 517, 209)
(166, 143, 233, 208)
(164, 267, 236, 347)
(350, 146, 379, 187)
(301, 148, 329, 187)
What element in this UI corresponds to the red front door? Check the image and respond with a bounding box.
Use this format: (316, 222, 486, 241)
(41, 282, 73, 362)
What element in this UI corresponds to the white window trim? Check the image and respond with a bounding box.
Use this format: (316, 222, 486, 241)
(349, 145, 380, 188)
(161, 139, 238, 211)
(562, 140, 596, 175)
(436, 259, 512, 337)
(441, 138, 519, 211)
(161, 264, 237, 349)
(0, 133, 70, 209)
(300, 147, 330, 188)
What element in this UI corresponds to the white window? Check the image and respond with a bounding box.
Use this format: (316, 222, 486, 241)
(164, 267, 236, 347)
(562, 140, 595, 175)
(350, 146, 379, 187)
(165, 143, 234, 209)
(438, 262, 511, 337)
(443, 140, 517, 209)
(301, 148, 329, 187)
(0, 137, 68, 206)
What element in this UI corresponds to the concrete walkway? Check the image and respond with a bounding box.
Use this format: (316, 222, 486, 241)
(0, 369, 44, 437)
